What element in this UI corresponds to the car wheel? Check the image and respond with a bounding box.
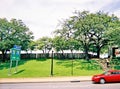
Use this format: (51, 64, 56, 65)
(100, 79, 105, 84)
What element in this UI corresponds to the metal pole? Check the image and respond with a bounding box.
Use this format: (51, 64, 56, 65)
(15, 60, 18, 73)
(51, 51, 54, 76)
(71, 60, 73, 76)
(71, 50, 74, 75)
(71, 50, 74, 76)
(8, 60, 12, 76)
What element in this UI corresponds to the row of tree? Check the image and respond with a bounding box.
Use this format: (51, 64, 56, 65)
(0, 11, 120, 61)
(34, 11, 120, 60)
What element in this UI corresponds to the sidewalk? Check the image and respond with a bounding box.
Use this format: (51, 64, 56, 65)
(0, 76, 91, 83)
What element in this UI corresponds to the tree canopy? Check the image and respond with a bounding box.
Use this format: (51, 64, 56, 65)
(0, 18, 34, 61)
(54, 11, 120, 60)
(36, 36, 52, 53)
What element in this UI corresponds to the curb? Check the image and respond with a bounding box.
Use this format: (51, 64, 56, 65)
(0, 80, 91, 84)
(0, 77, 91, 84)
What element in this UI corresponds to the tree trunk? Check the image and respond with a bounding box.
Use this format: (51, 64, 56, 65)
(47, 50, 51, 58)
(42, 50, 45, 58)
(1, 50, 6, 62)
(84, 45, 89, 61)
(61, 50, 65, 59)
(70, 49, 74, 59)
(96, 46, 101, 58)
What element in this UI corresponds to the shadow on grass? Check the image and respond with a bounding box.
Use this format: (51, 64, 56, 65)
(56, 59, 72, 68)
(35, 58, 48, 61)
(56, 59, 102, 70)
(14, 69, 25, 75)
(76, 60, 102, 70)
(0, 60, 27, 70)
(0, 58, 49, 71)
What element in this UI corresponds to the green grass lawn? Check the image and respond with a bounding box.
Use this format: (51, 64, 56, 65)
(0, 59, 103, 78)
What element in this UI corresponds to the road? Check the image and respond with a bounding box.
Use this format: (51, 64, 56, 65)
(0, 82, 120, 89)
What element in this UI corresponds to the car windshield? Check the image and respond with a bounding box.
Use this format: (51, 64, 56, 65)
(102, 71, 111, 75)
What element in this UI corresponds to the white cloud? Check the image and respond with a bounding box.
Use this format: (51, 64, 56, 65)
(0, 0, 119, 40)
(114, 9, 120, 18)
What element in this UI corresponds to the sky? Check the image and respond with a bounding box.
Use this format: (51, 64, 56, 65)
(0, 0, 120, 40)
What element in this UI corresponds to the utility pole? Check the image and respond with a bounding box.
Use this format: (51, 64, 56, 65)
(51, 50, 54, 76)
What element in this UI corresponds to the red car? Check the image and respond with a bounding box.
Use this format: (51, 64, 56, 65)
(92, 70, 120, 84)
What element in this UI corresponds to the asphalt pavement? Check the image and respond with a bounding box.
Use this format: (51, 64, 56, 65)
(0, 76, 91, 83)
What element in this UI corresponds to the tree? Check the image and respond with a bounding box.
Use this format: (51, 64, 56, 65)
(86, 12, 110, 58)
(73, 11, 93, 60)
(0, 18, 33, 62)
(53, 18, 81, 59)
(54, 10, 120, 59)
(52, 36, 67, 53)
(105, 14, 120, 46)
(56, 11, 93, 60)
(72, 11, 120, 58)
(36, 37, 52, 58)
(29, 40, 36, 53)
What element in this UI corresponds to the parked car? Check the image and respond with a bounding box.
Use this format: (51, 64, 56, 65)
(92, 70, 120, 84)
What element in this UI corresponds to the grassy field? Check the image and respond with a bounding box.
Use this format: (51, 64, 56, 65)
(0, 59, 103, 78)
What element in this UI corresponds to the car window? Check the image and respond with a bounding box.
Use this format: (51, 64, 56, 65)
(117, 72, 120, 74)
(103, 71, 120, 75)
(111, 72, 116, 74)
(104, 71, 111, 75)
(111, 72, 120, 74)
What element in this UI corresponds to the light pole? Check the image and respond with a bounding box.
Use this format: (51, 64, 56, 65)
(70, 45, 74, 76)
(71, 56, 73, 76)
(51, 50, 54, 76)
(47, 43, 54, 76)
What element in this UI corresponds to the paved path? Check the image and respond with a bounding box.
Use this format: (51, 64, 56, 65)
(0, 76, 91, 83)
